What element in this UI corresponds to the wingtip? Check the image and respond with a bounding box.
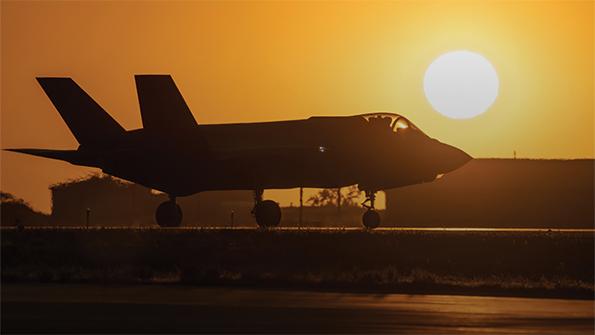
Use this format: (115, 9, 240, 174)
(4, 148, 32, 154)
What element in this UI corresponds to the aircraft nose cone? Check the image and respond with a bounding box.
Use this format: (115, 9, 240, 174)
(438, 143, 472, 174)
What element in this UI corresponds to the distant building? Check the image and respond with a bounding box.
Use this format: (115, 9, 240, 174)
(385, 159, 594, 228)
(50, 175, 160, 226)
(177, 191, 253, 227)
(50, 174, 253, 226)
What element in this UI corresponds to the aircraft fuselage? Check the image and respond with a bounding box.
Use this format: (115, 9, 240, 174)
(90, 115, 470, 196)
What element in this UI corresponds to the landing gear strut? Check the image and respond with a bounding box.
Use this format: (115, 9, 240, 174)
(252, 189, 281, 228)
(362, 190, 380, 229)
(155, 195, 182, 227)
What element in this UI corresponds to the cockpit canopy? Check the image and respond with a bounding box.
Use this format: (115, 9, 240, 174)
(357, 112, 426, 136)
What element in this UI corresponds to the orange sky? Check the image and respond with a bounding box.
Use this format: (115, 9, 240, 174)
(1, 1, 593, 213)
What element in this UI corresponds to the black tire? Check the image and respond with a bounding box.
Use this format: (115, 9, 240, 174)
(253, 200, 281, 228)
(362, 209, 380, 229)
(155, 201, 183, 227)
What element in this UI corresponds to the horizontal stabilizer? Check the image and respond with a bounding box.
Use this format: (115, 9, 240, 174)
(135, 75, 198, 133)
(36, 77, 125, 146)
(5, 148, 81, 164)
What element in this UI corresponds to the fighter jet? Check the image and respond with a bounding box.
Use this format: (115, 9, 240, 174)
(6, 75, 471, 228)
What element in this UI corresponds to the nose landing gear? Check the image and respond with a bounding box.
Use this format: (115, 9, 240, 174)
(155, 196, 183, 227)
(362, 190, 380, 229)
(252, 189, 281, 228)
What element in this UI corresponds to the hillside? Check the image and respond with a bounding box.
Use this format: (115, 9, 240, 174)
(385, 159, 594, 228)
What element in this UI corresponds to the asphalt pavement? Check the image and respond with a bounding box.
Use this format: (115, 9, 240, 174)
(2, 284, 593, 334)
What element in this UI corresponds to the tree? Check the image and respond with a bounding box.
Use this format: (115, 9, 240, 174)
(307, 188, 336, 207)
(307, 186, 362, 207)
(341, 185, 362, 206)
(1, 192, 15, 202)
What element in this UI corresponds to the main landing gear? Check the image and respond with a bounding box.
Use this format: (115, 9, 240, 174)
(252, 189, 281, 228)
(362, 190, 380, 229)
(155, 196, 182, 227)
(153, 189, 373, 229)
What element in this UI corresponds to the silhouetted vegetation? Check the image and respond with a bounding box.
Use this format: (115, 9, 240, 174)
(1, 192, 49, 227)
(2, 229, 592, 298)
(307, 186, 361, 207)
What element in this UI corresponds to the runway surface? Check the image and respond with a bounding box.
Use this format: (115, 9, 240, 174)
(2, 284, 593, 334)
(2, 225, 594, 232)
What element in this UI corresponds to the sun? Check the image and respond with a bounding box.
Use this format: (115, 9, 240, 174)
(423, 50, 499, 120)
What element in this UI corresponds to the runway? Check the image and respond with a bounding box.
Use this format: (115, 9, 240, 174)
(2, 225, 594, 232)
(2, 284, 593, 334)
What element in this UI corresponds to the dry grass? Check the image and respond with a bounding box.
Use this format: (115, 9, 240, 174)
(2, 229, 593, 298)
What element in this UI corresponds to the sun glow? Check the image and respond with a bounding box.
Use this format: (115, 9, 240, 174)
(424, 51, 500, 120)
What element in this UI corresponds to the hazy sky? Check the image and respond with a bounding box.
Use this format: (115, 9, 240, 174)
(1, 1, 593, 212)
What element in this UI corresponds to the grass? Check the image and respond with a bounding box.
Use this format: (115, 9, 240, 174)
(2, 229, 593, 298)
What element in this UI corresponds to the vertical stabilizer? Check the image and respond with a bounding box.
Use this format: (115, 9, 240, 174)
(135, 75, 198, 133)
(36, 77, 125, 146)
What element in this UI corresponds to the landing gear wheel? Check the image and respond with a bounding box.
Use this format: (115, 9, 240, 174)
(361, 190, 380, 229)
(253, 200, 281, 228)
(362, 209, 380, 229)
(155, 200, 182, 227)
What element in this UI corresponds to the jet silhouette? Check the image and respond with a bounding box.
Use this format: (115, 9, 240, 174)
(6, 75, 471, 228)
